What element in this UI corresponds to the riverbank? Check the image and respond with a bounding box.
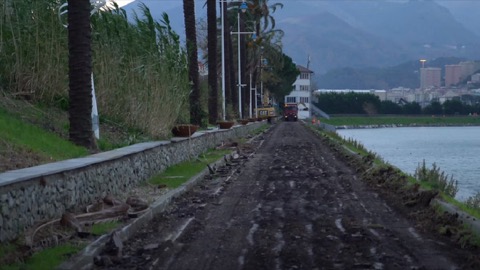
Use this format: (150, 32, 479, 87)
(337, 126, 480, 201)
(321, 115, 480, 128)
(335, 123, 480, 129)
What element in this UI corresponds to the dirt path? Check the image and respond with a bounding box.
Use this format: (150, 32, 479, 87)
(95, 122, 476, 270)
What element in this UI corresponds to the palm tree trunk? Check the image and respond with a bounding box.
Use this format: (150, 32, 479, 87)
(223, 3, 235, 117)
(221, 2, 230, 116)
(183, 0, 202, 125)
(228, 34, 237, 117)
(67, 0, 97, 150)
(207, 0, 218, 124)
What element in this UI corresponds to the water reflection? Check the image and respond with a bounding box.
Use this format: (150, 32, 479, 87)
(337, 126, 480, 201)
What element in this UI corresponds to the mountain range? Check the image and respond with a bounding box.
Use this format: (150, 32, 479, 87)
(276, 0, 480, 74)
(317, 56, 468, 90)
(123, 0, 480, 76)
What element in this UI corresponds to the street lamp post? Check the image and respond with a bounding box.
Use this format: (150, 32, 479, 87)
(230, 1, 255, 119)
(220, 0, 254, 120)
(237, 12, 243, 119)
(420, 59, 427, 68)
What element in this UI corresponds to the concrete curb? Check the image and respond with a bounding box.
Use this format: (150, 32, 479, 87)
(57, 156, 229, 270)
(433, 199, 480, 236)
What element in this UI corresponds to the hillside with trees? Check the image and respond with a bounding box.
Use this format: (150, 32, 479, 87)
(316, 57, 466, 89)
(278, 0, 480, 74)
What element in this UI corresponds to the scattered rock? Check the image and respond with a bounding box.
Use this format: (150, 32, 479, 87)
(104, 231, 123, 258)
(142, 243, 160, 251)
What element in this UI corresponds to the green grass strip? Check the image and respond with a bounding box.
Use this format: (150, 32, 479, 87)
(322, 115, 480, 126)
(442, 195, 480, 220)
(149, 124, 268, 188)
(1, 244, 84, 270)
(0, 108, 88, 160)
(90, 221, 120, 236)
(149, 149, 232, 188)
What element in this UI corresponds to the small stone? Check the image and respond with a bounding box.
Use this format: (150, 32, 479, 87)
(143, 243, 160, 251)
(351, 232, 363, 238)
(94, 255, 113, 266)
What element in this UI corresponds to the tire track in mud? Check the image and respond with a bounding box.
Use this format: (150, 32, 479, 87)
(248, 123, 459, 270)
(96, 122, 468, 270)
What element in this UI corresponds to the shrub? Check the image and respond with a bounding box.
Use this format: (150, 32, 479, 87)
(466, 193, 480, 209)
(414, 160, 458, 198)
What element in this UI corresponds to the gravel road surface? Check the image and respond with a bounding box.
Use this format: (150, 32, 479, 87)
(95, 122, 477, 270)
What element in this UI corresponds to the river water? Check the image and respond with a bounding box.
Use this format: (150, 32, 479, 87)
(337, 126, 480, 201)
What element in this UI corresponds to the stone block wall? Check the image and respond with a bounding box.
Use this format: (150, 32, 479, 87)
(0, 123, 264, 242)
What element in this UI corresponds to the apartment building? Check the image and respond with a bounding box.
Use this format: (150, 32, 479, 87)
(420, 67, 441, 89)
(445, 65, 462, 87)
(459, 61, 478, 80)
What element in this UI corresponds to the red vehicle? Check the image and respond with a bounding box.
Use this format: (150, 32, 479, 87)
(283, 103, 298, 121)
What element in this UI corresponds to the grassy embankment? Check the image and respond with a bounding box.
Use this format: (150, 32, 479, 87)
(321, 115, 480, 126)
(0, 106, 121, 268)
(317, 116, 480, 216)
(0, 107, 89, 172)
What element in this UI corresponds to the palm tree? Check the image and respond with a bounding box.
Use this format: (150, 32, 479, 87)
(248, 0, 283, 108)
(183, 0, 203, 125)
(223, 2, 236, 117)
(228, 30, 237, 117)
(207, 0, 218, 124)
(250, 0, 283, 34)
(67, 0, 97, 149)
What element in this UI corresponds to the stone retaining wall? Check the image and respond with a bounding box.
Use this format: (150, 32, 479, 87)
(0, 123, 264, 242)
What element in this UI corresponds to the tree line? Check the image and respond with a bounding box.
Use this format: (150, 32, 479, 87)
(0, 0, 299, 150)
(314, 92, 480, 116)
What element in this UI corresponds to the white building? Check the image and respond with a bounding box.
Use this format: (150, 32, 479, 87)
(285, 65, 314, 119)
(471, 73, 480, 83)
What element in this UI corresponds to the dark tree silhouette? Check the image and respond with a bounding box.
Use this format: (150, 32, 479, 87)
(224, 3, 237, 117)
(207, 0, 218, 123)
(67, 0, 97, 150)
(183, 0, 202, 125)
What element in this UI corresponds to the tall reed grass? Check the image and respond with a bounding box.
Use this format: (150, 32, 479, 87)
(0, 1, 68, 100)
(0, 2, 190, 138)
